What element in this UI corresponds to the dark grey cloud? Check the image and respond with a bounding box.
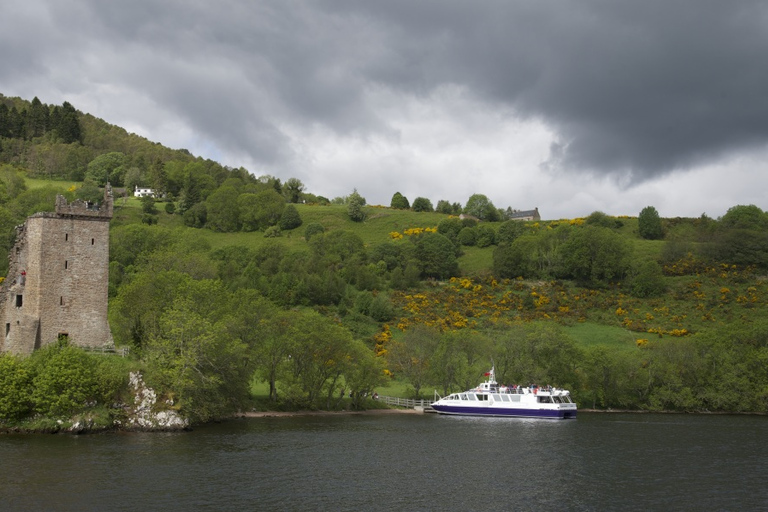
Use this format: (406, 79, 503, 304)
(3, 0, 768, 192)
(336, 1, 768, 181)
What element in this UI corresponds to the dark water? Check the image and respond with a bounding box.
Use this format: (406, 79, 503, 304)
(1, 412, 767, 511)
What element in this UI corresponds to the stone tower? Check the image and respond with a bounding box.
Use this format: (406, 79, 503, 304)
(0, 186, 114, 353)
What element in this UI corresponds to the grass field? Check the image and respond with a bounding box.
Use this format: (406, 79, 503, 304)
(562, 322, 638, 351)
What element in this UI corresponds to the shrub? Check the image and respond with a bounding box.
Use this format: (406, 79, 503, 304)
(304, 223, 325, 240)
(279, 204, 303, 230)
(29, 344, 99, 418)
(0, 354, 33, 422)
(264, 225, 282, 238)
(458, 227, 477, 246)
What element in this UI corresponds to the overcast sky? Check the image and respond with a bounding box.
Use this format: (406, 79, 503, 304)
(2, 1, 768, 219)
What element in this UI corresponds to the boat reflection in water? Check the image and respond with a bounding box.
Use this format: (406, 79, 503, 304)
(431, 368, 577, 419)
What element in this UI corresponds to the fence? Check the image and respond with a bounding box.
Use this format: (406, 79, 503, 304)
(81, 345, 130, 357)
(378, 395, 435, 409)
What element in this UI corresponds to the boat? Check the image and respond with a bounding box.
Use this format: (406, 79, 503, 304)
(430, 367, 577, 419)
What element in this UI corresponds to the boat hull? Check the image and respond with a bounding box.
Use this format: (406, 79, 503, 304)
(431, 404, 577, 419)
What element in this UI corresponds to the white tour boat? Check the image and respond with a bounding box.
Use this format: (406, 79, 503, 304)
(430, 368, 577, 419)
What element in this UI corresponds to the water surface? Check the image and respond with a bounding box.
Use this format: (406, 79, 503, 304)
(2, 412, 766, 511)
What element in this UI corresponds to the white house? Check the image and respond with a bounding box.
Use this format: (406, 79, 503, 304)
(134, 186, 155, 198)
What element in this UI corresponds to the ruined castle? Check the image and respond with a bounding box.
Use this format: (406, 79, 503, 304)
(0, 186, 114, 353)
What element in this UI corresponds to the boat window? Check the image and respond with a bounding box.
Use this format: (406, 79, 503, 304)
(552, 396, 562, 403)
(537, 396, 553, 403)
(468, 394, 477, 401)
(563, 395, 572, 403)
(500, 395, 510, 402)
(460, 394, 468, 400)
(492, 394, 502, 401)
(510, 395, 521, 402)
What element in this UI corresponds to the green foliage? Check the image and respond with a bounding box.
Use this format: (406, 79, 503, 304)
(0, 354, 33, 421)
(436, 199, 461, 215)
(0, 165, 27, 201)
(304, 222, 325, 240)
(720, 204, 768, 230)
(29, 342, 99, 417)
(165, 202, 176, 214)
(458, 226, 477, 246)
(144, 290, 251, 422)
(464, 193, 498, 221)
(411, 196, 434, 212)
(183, 202, 208, 228)
(75, 181, 104, 204)
(560, 225, 630, 284)
(86, 152, 126, 186)
(140, 194, 158, 215)
(638, 206, 664, 239)
(629, 260, 666, 298)
(387, 324, 440, 397)
(586, 211, 623, 229)
(347, 189, 366, 222)
(437, 217, 463, 242)
(283, 177, 305, 203)
(206, 184, 241, 232)
(416, 232, 459, 279)
(279, 203, 303, 230)
(475, 225, 496, 248)
(390, 191, 410, 210)
(239, 189, 285, 231)
(264, 225, 282, 238)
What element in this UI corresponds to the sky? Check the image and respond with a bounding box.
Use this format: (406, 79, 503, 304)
(2, 1, 768, 220)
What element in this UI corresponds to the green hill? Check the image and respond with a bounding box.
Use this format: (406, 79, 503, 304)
(2, 92, 768, 425)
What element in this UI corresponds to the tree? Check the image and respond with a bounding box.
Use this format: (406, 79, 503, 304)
(629, 260, 666, 298)
(86, 152, 126, 186)
(458, 226, 477, 246)
(347, 189, 366, 222)
(386, 324, 440, 397)
(145, 293, 250, 422)
(279, 204, 303, 230)
(140, 195, 158, 215)
(560, 226, 630, 284)
(497, 220, 526, 244)
(283, 178, 305, 203)
(206, 185, 241, 232)
(720, 204, 768, 230)
(638, 206, 663, 240)
(435, 199, 454, 214)
(411, 197, 434, 212)
(390, 192, 410, 209)
(475, 225, 496, 248)
(464, 193, 496, 221)
(54, 101, 82, 143)
(238, 189, 285, 231)
(416, 232, 459, 279)
(437, 217, 463, 241)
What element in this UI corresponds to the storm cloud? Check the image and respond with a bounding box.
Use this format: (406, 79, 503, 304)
(2, 0, 767, 217)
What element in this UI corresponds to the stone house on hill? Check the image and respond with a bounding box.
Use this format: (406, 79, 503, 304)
(510, 207, 541, 222)
(0, 186, 114, 353)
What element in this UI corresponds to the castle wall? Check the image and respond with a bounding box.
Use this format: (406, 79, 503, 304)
(0, 188, 113, 353)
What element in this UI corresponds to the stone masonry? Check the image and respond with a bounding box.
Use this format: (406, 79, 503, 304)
(0, 186, 114, 353)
